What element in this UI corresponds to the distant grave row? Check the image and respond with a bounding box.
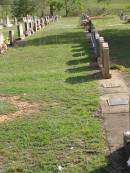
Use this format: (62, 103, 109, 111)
(0, 15, 60, 54)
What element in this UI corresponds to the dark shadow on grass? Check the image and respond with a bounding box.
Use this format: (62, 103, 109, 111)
(100, 28, 130, 68)
(18, 32, 86, 47)
(72, 52, 86, 57)
(72, 48, 85, 52)
(65, 72, 101, 84)
(89, 147, 130, 173)
(67, 58, 89, 65)
(66, 66, 94, 73)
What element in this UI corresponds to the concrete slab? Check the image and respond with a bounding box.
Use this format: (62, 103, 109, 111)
(100, 94, 129, 114)
(108, 98, 129, 106)
(102, 82, 120, 88)
(99, 70, 129, 94)
(103, 113, 129, 152)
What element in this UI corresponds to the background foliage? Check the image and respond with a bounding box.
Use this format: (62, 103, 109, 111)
(0, 0, 130, 18)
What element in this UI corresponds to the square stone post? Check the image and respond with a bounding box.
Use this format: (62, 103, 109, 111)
(99, 37, 104, 67)
(102, 42, 111, 79)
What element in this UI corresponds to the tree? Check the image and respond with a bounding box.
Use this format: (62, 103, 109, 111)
(49, 0, 63, 16)
(64, 0, 84, 16)
(12, 0, 36, 20)
(97, 0, 111, 8)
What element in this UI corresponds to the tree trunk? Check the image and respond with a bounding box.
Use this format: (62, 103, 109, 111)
(65, 0, 69, 17)
(50, 4, 54, 16)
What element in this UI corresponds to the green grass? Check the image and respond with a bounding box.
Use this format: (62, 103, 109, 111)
(0, 100, 17, 115)
(93, 16, 130, 71)
(86, 0, 130, 10)
(0, 17, 107, 173)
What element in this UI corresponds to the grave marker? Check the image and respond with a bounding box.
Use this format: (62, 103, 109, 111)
(17, 23, 25, 40)
(9, 30, 15, 45)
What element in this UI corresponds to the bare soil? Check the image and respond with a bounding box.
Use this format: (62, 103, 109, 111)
(0, 95, 39, 123)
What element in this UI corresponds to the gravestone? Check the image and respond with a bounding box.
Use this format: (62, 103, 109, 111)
(0, 32, 7, 54)
(3, 16, 12, 27)
(40, 18, 45, 28)
(0, 32, 4, 45)
(44, 17, 48, 25)
(14, 17, 17, 25)
(17, 23, 25, 40)
(37, 19, 41, 30)
(33, 21, 38, 32)
(29, 21, 34, 34)
(9, 30, 15, 45)
(24, 21, 29, 32)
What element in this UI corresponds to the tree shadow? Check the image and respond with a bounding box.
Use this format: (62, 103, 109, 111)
(66, 66, 94, 73)
(100, 28, 130, 68)
(89, 147, 130, 173)
(67, 57, 90, 65)
(65, 72, 101, 84)
(18, 32, 86, 47)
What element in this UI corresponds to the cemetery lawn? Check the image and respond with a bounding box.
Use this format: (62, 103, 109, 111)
(0, 17, 107, 173)
(93, 16, 130, 70)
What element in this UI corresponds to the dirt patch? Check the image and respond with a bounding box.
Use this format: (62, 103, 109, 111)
(0, 95, 39, 123)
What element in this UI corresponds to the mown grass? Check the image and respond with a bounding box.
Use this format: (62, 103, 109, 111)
(0, 17, 107, 173)
(93, 16, 130, 71)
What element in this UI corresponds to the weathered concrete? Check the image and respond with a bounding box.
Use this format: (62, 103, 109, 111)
(99, 69, 130, 172)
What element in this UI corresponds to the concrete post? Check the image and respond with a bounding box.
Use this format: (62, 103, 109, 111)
(99, 37, 104, 67)
(102, 42, 111, 79)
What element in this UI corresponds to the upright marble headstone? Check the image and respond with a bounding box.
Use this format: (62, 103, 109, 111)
(37, 19, 41, 30)
(33, 21, 38, 32)
(14, 17, 17, 25)
(0, 32, 4, 46)
(4, 16, 12, 27)
(24, 21, 29, 32)
(17, 23, 25, 40)
(0, 32, 7, 54)
(40, 18, 45, 28)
